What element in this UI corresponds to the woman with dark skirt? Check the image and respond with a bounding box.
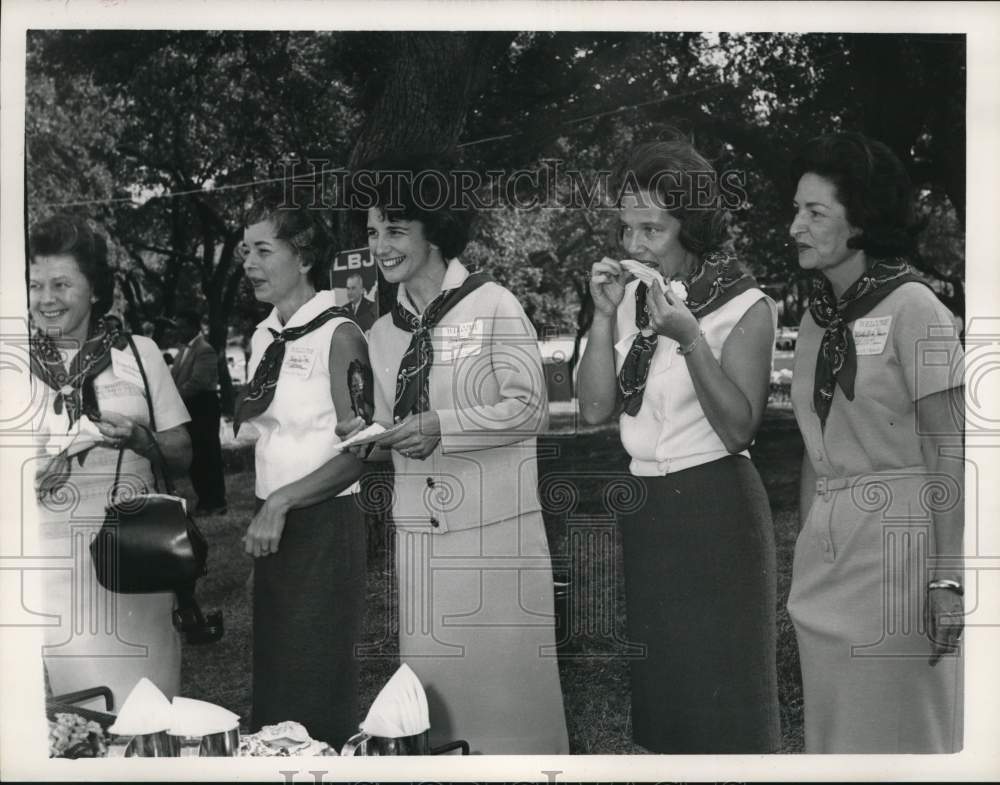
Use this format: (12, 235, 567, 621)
(234, 194, 368, 747)
(578, 138, 781, 753)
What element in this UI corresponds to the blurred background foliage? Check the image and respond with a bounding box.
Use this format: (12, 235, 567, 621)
(26, 30, 965, 358)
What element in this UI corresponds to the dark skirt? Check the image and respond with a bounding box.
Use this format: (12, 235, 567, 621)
(619, 455, 781, 753)
(251, 493, 366, 748)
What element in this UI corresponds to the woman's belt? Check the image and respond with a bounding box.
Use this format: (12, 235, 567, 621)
(814, 464, 927, 497)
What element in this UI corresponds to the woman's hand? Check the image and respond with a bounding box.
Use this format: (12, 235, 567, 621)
(93, 411, 154, 455)
(926, 587, 964, 666)
(645, 280, 701, 345)
(377, 412, 441, 460)
(590, 257, 629, 317)
(243, 492, 291, 558)
(336, 415, 375, 459)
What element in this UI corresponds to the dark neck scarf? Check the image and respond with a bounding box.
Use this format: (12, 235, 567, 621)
(234, 304, 353, 435)
(618, 250, 758, 417)
(392, 271, 493, 421)
(29, 316, 129, 430)
(809, 257, 923, 430)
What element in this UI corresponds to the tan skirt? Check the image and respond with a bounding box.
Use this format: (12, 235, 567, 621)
(787, 470, 963, 753)
(34, 457, 181, 711)
(395, 511, 569, 754)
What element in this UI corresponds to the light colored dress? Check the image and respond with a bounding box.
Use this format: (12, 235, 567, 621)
(788, 281, 965, 753)
(367, 259, 569, 754)
(29, 335, 190, 710)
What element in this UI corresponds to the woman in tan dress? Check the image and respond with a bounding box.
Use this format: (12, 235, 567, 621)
(341, 154, 569, 754)
(28, 216, 192, 709)
(787, 132, 965, 753)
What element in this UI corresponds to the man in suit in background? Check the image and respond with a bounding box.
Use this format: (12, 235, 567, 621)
(345, 272, 377, 332)
(171, 309, 227, 515)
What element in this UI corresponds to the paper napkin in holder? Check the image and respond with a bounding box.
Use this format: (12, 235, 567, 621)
(168, 696, 239, 737)
(359, 663, 430, 738)
(108, 677, 173, 737)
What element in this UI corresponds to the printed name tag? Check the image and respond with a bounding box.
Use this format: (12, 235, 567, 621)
(111, 348, 145, 387)
(282, 346, 317, 378)
(438, 321, 485, 361)
(455, 321, 485, 359)
(853, 316, 892, 355)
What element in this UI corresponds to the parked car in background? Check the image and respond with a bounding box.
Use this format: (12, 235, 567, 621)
(775, 326, 799, 352)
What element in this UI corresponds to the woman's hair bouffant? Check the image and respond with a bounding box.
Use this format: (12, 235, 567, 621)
(790, 131, 918, 257)
(244, 189, 334, 290)
(349, 151, 474, 260)
(616, 137, 729, 257)
(28, 215, 115, 322)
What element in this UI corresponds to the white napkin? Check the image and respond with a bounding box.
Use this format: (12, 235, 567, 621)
(168, 696, 239, 737)
(360, 663, 430, 738)
(62, 415, 104, 457)
(620, 259, 689, 303)
(108, 677, 173, 736)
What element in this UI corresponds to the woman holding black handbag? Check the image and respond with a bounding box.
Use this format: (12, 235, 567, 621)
(28, 215, 192, 709)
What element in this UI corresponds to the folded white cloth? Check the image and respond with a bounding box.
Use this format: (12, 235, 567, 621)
(360, 663, 430, 738)
(109, 678, 239, 737)
(168, 696, 239, 737)
(108, 678, 173, 736)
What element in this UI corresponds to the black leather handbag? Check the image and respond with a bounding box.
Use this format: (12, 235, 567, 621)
(89, 335, 222, 644)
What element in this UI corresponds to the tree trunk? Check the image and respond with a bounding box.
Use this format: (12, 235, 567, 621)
(342, 32, 516, 315)
(347, 32, 516, 170)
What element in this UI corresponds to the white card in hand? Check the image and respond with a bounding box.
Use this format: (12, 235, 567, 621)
(63, 415, 104, 457)
(335, 422, 389, 450)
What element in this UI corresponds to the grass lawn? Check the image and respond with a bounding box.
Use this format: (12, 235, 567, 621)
(180, 405, 805, 754)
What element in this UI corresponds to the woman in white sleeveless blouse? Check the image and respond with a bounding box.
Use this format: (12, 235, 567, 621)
(578, 139, 781, 753)
(235, 195, 369, 747)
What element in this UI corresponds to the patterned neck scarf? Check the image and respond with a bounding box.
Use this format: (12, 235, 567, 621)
(234, 305, 353, 435)
(809, 257, 923, 430)
(618, 250, 758, 417)
(392, 272, 493, 421)
(29, 316, 129, 430)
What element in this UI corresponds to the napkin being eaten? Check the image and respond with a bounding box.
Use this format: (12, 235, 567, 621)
(620, 259, 689, 303)
(359, 663, 430, 738)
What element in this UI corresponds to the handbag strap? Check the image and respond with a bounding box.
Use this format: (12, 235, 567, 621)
(110, 336, 176, 498)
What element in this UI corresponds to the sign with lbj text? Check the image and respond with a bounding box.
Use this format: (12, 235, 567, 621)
(330, 246, 377, 292)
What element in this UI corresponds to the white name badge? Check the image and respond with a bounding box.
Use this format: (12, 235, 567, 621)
(282, 346, 317, 378)
(111, 347, 145, 388)
(454, 321, 486, 359)
(438, 321, 485, 361)
(853, 315, 892, 356)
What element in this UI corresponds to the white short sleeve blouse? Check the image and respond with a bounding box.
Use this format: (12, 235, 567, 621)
(245, 291, 361, 499)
